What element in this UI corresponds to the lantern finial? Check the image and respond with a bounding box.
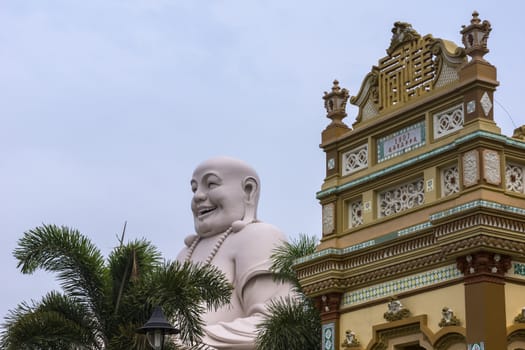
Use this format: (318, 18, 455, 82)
(460, 11, 492, 62)
(323, 79, 350, 126)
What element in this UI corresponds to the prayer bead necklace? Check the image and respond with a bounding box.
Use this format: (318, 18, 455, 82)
(185, 226, 233, 264)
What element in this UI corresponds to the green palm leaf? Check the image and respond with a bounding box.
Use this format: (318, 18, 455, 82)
(13, 224, 108, 329)
(4, 224, 233, 349)
(255, 296, 321, 350)
(1, 291, 101, 350)
(144, 261, 233, 346)
(269, 233, 317, 290)
(108, 239, 161, 314)
(256, 234, 321, 350)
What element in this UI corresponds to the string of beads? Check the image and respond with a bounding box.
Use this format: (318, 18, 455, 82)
(185, 226, 233, 264)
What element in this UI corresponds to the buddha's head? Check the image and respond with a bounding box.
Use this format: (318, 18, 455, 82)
(190, 156, 260, 237)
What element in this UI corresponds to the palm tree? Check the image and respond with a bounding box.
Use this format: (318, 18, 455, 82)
(1, 224, 232, 350)
(255, 234, 321, 350)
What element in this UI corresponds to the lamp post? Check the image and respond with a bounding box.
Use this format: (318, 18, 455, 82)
(137, 306, 180, 350)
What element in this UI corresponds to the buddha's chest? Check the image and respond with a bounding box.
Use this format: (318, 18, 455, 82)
(187, 236, 236, 283)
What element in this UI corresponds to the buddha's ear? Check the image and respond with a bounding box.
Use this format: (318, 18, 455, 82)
(231, 176, 259, 233)
(242, 176, 259, 204)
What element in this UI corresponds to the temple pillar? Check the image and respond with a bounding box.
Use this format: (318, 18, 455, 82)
(315, 292, 343, 350)
(457, 251, 511, 349)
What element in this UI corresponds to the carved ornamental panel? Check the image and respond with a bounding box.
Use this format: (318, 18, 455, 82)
(378, 177, 425, 217)
(482, 150, 501, 185)
(350, 23, 466, 124)
(348, 200, 363, 228)
(441, 164, 460, 197)
(463, 150, 480, 187)
(506, 162, 525, 194)
(322, 203, 335, 235)
(342, 144, 368, 176)
(433, 104, 464, 139)
(480, 91, 493, 117)
(322, 322, 335, 350)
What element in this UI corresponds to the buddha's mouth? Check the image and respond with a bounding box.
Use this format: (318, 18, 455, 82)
(197, 206, 217, 218)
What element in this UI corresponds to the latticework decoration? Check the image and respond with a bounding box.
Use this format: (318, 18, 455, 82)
(349, 200, 363, 228)
(441, 165, 460, 197)
(379, 178, 424, 217)
(350, 23, 466, 125)
(342, 144, 368, 176)
(506, 162, 524, 193)
(433, 104, 464, 139)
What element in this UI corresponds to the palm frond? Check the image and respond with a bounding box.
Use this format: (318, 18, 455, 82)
(1, 292, 101, 350)
(270, 234, 318, 289)
(255, 296, 321, 350)
(144, 261, 233, 346)
(36, 291, 100, 340)
(108, 239, 161, 314)
(7, 225, 235, 350)
(13, 224, 108, 327)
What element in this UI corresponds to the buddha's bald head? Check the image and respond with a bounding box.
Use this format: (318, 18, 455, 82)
(190, 156, 260, 237)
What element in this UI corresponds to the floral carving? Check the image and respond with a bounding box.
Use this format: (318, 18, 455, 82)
(483, 150, 500, 185)
(462, 150, 479, 187)
(442, 165, 459, 196)
(322, 203, 335, 235)
(349, 200, 363, 228)
(379, 178, 424, 217)
(506, 162, 524, 193)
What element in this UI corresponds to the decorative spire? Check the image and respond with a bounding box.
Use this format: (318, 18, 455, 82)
(323, 80, 349, 126)
(460, 11, 492, 62)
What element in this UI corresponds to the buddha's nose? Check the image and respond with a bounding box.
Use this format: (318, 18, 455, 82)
(193, 188, 206, 201)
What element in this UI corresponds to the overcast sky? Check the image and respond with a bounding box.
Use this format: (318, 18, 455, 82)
(2, 0, 523, 320)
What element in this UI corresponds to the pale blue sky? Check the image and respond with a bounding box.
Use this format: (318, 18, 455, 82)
(1, 0, 523, 319)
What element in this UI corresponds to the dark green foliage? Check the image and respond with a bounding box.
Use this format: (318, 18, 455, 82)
(256, 296, 321, 350)
(269, 234, 318, 290)
(256, 233, 321, 350)
(1, 224, 233, 350)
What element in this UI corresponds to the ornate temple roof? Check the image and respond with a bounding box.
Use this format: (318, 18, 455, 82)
(350, 21, 467, 127)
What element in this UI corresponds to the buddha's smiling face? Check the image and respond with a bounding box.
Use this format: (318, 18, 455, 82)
(191, 159, 247, 237)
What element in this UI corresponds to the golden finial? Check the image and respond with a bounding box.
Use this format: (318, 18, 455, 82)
(323, 79, 349, 123)
(460, 11, 492, 62)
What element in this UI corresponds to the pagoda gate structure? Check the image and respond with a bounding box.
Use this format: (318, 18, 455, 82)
(296, 12, 525, 350)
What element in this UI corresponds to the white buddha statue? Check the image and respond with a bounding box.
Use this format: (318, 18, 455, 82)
(176, 156, 293, 349)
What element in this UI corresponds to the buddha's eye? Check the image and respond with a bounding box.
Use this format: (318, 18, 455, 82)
(191, 182, 197, 193)
(206, 174, 221, 189)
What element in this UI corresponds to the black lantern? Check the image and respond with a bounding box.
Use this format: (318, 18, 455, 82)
(137, 306, 180, 350)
